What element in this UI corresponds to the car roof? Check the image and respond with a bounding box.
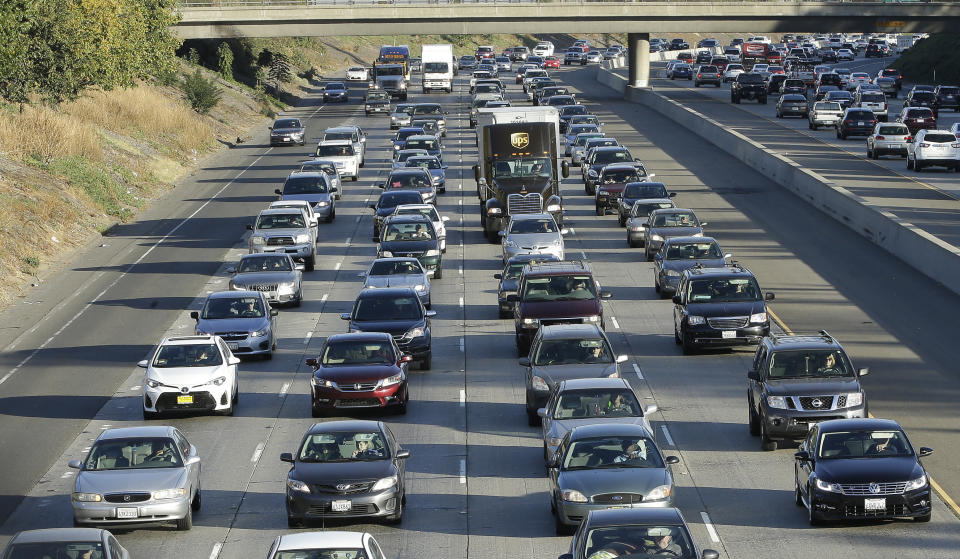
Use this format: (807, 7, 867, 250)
(540, 323, 605, 339)
(287, 171, 326, 179)
(682, 263, 756, 279)
(763, 331, 844, 351)
(602, 163, 641, 172)
(389, 169, 430, 177)
(98, 426, 176, 440)
(406, 135, 438, 141)
(325, 332, 393, 344)
(9, 528, 108, 544)
(586, 507, 685, 527)
(663, 235, 719, 245)
(318, 139, 352, 146)
(394, 203, 436, 210)
(270, 200, 311, 208)
(816, 417, 902, 433)
(557, 377, 631, 391)
(325, 126, 358, 133)
(406, 156, 441, 163)
(630, 197, 674, 205)
(206, 290, 262, 299)
(161, 335, 218, 346)
(258, 207, 306, 217)
(276, 531, 369, 551)
(570, 423, 654, 440)
(371, 257, 423, 265)
(524, 261, 592, 277)
(383, 214, 431, 224)
(356, 287, 420, 298)
(650, 207, 695, 215)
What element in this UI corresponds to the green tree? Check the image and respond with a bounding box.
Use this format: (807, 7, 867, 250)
(188, 47, 200, 65)
(216, 42, 234, 81)
(181, 68, 221, 114)
(267, 52, 293, 96)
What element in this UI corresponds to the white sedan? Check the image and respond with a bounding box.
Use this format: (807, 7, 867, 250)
(346, 66, 369, 81)
(266, 532, 388, 559)
(139, 335, 240, 418)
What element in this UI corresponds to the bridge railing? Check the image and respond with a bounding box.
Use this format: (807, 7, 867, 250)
(177, 0, 942, 7)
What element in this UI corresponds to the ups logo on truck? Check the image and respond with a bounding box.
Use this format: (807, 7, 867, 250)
(510, 132, 530, 149)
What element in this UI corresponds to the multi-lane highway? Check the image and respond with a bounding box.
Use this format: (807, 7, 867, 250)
(1, 58, 960, 559)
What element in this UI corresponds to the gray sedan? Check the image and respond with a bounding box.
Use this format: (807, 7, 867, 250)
(227, 254, 303, 307)
(549, 423, 679, 534)
(2, 528, 129, 559)
(641, 208, 707, 261)
(68, 426, 201, 531)
(361, 257, 432, 308)
(652, 237, 728, 298)
(625, 199, 676, 248)
(500, 213, 567, 263)
(538, 377, 658, 464)
(191, 291, 278, 358)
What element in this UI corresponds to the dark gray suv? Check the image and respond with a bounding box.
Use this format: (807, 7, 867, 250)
(694, 65, 721, 87)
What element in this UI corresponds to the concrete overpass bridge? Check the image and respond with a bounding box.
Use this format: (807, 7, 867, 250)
(175, 0, 960, 89)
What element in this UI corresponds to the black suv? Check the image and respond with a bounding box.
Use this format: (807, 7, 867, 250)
(731, 73, 768, 104)
(672, 263, 774, 354)
(934, 85, 959, 112)
(747, 331, 869, 451)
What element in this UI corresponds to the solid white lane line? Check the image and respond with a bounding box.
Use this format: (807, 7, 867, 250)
(321, 293, 329, 302)
(632, 363, 644, 379)
(611, 316, 620, 330)
(660, 425, 675, 447)
(209, 542, 223, 559)
(279, 382, 290, 397)
(700, 512, 720, 543)
(303, 332, 313, 345)
(251, 442, 265, 463)
(458, 266, 463, 275)
(459, 459, 466, 484)
(334, 262, 342, 271)
(459, 389, 466, 407)
(345, 237, 352, 246)
(129, 385, 141, 391)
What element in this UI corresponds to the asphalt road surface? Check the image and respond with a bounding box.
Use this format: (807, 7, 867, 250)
(1, 62, 959, 559)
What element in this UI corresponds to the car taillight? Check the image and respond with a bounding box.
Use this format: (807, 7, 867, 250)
(905, 136, 912, 141)
(697, 74, 702, 78)
(876, 135, 885, 140)
(843, 120, 853, 125)
(953, 143, 960, 148)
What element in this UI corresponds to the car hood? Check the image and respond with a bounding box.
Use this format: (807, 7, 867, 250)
(648, 225, 704, 238)
(558, 466, 670, 497)
(151, 365, 231, 387)
(197, 316, 269, 333)
(764, 376, 862, 396)
(254, 226, 309, 237)
(683, 300, 765, 317)
(521, 299, 601, 319)
(290, 459, 396, 484)
(273, 127, 303, 135)
(662, 258, 727, 273)
(596, 182, 630, 194)
(232, 271, 297, 285)
(316, 363, 404, 383)
(380, 240, 438, 253)
(816, 457, 924, 484)
(506, 233, 563, 247)
(532, 362, 619, 386)
(351, 319, 423, 337)
(549, 415, 651, 442)
(281, 193, 332, 205)
(77, 467, 186, 494)
(365, 274, 426, 289)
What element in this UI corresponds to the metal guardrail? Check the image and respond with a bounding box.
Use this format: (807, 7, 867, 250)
(177, 0, 945, 6)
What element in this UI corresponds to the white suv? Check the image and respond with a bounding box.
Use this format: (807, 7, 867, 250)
(855, 90, 888, 121)
(139, 335, 240, 418)
(907, 129, 960, 172)
(314, 140, 360, 181)
(533, 42, 555, 56)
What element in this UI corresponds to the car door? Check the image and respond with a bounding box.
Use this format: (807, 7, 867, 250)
(673, 276, 688, 333)
(541, 388, 560, 449)
(749, 345, 767, 416)
(653, 242, 667, 282)
(173, 429, 200, 492)
(548, 433, 570, 503)
(798, 425, 819, 501)
(385, 424, 406, 492)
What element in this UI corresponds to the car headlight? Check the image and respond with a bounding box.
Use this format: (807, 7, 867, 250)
(379, 373, 405, 388)
(152, 488, 187, 500)
(645, 484, 673, 501)
(287, 479, 311, 493)
(414, 284, 426, 291)
(399, 82, 407, 89)
(146, 378, 160, 389)
(687, 315, 705, 326)
(548, 437, 563, 447)
(664, 269, 681, 277)
(561, 489, 588, 503)
(316, 201, 330, 208)
(650, 234, 663, 242)
(815, 478, 842, 493)
(585, 315, 601, 322)
(405, 326, 425, 339)
(251, 236, 265, 245)
(905, 475, 928, 492)
(628, 226, 642, 232)
(391, 116, 398, 121)
(766, 395, 788, 409)
(424, 249, 440, 257)
(312, 376, 334, 388)
(546, 203, 561, 212)
(845, 392, 864, 407)
(531, 375, 550, 391)
(504, 240, 518, 249)
(750, 312, 767, 323)
(588, 170, 598, 177)
(251, 328, 268, 337)
(371, 475, 399, 492)
(295, 234, 311, 243)
(72, 492, 102, 502)
(380, 251, 393, 258)
(522, 317, 539, 327)
(279, 281, 295, 289)
(394, 144, 401, 150)
(487, 207, 502, 215)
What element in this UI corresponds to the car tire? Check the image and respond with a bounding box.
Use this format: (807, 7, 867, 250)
(311, 405, 325, 418)
(499, 308, 510, 319)
(351, 175, 358, 182)
(292, 291, 302, 307)
(760, 418, 778, 451)
(142, 408, 159, 420)
(219, 400, 234, 417)
(808, 494, 823, 526)
(618, 215, 626, 227)
(916, 162, 923, 172)
(748, 399, 761, 436)
(176, 507, 193, 531)
(595, 205, 604, 216)
(395, 392, 408, 415)
(555, 513, 573, 536)
(694, 82, 700, 88)
(868, 147, 875, 159)
(287, 515, 302, 528)
(716, 82, 720, 88)
(645, 247, 653, 262)
(434, 265, 442, 280)
(777, 112, 782, 118)
(654, 278, 661, 293)
(795, 484, 804, 506)
(328, 208, 336, 222)
(681, 332, 696, 355)
(191, 486, 202, 512)
(907, 157, 914, 170)
(420, 352, 432, 371)
(627, 238, 638, 248)
(386, 499, 404, 524)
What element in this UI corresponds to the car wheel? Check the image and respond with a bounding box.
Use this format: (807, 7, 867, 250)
(555, 512, 573, 535)
(328, 208, 336, 222)
(618, 215, 626, 227)
(777, 112, 782, 118)
(176, 507, 193, 531)
(386, 498, 404, 524)
(681, 331, 696, 355)
(653, 277, 661, 293)
(218, 400, 234, 417)
(287, 514, 303, 528)
(395, 392, 408, 415)
(645, 247, 654, 262)
(292, 291, 302, 307)
(760, 417, 778, 451)
(795, 484, 804, 507)
(433, 264, 442, 280)
(907, 157, 914, 170)
(694, 82, 700, 88)
(311, 405, 325, 418)
(420, 351, 432, 370)
(627, 237, 638, 248)
(748, 398, 761, 436)
(867, 147, 874, 159)
(716, 82, 720, 88)
(808, 492, 823, 526)
(595, 205, 604, 216)
(499, 308, 510, 319)
(142, 408, 158, 420)
(191, 485, 202, 511)
(916, 162, 923, 172)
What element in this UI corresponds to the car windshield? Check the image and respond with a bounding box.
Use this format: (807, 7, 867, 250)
(521, 275, 597, 301)
(574, 134, 604, 147)
(297, 431, 389, 463)
(602, 169, 643, 184)
(321, 340, 395, 366)
(586, 140, 618, 151)
(687, 277, 761, 303)
(563, 436, 664, 470)
(553, 389, 641, 419)
(396, 206, 440, 221)
(413, 105, 442, 115)
(6, 542, 105, 559)
(369, 260, 424, 276)
(153, 343, 222, 368)
(405, 139, 438, 151)
(316, 144, 354, 157)
(354, 295, 422, 321)
(201, 296, 265, 319)
(384, 222, 436, 241)
(593, 150, 631, 164)
(491, 157, 552, 178)
(395, 151, 426, 163)
(396, 129, 423, 141)
(585, 526, 695, 559)
(405, 158, 442, 171)
(569, 125, 599, 136)
(571, 115, 600, 126)
(257, 213, 306, 229)
(623, 183, 667, 198)
(379, 192, 423, 208)
(283, 176, 329, 194)
(560, 106, 587, 116)
(768, 349, 854, 378)
(826, 92, 853, 100)
(367, 91, 390, 102)
(666, 242, 723, 260)
(394, 105, 416, 115)
(631, 201, 674, 218)
(652, 212, 699, 228)
(274, 119, 301, 129)
(387, 173, 431, 190)
(727, 65, 744, 71)
(534, 338, 613, 366)
(239, 255, 293, 272)
(912, 92, 935, 101)
(84, 437, 182, 470)
(818, 430, 913, 459)
(509, 218, 558, 234)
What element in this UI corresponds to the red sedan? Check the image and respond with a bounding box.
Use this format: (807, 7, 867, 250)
(544, 56, 560, 69)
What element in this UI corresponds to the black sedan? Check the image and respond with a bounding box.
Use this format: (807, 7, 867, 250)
(323, 82, 349, 103)
(369, 190, 423, 237)
(558, 508, 718, 559)
(281, 420, 411, 526)
(794, 418, 933, 525)
(342, 287, 435, 369)
(776, 94, 809, 118)
(617, 181, 675, 226)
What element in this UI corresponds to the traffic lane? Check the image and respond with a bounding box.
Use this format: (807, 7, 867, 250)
(564, 61, 960, 521)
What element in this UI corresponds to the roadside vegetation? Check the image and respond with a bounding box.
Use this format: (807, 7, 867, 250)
(890, 33, 960, 85)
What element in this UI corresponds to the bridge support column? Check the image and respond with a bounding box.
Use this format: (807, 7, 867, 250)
(627, 32, 651, 90)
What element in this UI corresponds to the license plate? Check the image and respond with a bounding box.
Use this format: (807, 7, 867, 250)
(331, 500, 352, 512)
(864, 498, 886, 511)
(722, 331, 736, 339)
(858, 121, 865, 126)
(228, 342, 239, 350)
(283, 137, 291, 142)
(177, 395, 194, 405)
(792, 107, 799, 110)
(889, 143, 901, 148)
(116, 508, 138, 519)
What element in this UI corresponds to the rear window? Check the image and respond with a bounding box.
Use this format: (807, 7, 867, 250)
(878, 126, 908, 135)
(700, 66, 718, 73)
(846, 111, 874, 119)
(861, 93, 885, 103)
(923, 133, 957, 143)
(938, 87, 959, 95)
(906, 108, 934, 118)
(912, 92, 936, 101)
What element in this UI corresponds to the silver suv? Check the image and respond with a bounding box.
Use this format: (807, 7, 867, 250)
(192, 291, 278, 358)
(247, 207, 317, 271)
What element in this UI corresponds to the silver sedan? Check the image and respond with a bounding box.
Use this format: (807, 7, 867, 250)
(228, 254, 303, 307)
(360, 257, 432, 308)
(69, 426, 202, 531)
(500, 213, 567, 263)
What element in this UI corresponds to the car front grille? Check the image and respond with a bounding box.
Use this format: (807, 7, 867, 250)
(798, 396, 837, 410)
(104, 492, 152, 503)
(312, 482, 374, 495)
(334, 398, 382, 408)
(155, 391, 216, 412)
(507, 193, 543, 215)
(215, 332, 248, 341)
(839, 482, 908, 496)
(706, 316, 749, 329)
(845, 504, 906, 517)
(337, 381, 379, 392)
(392, 252, 424, 258)
(307, 503, 378, 516)
(592, 493, 644, 505)
(540, 318, 586, 327)
(266, 237, 295, 246)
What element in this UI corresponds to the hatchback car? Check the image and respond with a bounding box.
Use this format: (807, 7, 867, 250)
(323, 82, 349, 103)
(139, 335, 240, 418)
(376, 214, 443, 278)
(904, 89, 939, 116)
(269, 117, 305, 147)
(558, 508, 719, 559)
(1, 529, 129, 559)
(934, 85, 959, 112)
(794, 418, 933, 525)
(836, 108, 878, 139)
(625, 199, 676, 248)
(191, 291, 278, 358)
(494, 254, 561, 318)
(550, 424, 680, 533)
(403, 155, 448, 193)
(341, 289, 436, 369)
(867, 122, 911, 159)
(500, 213, 567, 263)
(403, 135, 443, 163)
(907, 129, 960, 171)
(306, 333, 413, 414)
(68, 426, 201, 531)
(275, 171, 335, 222)
(361, 257, 431, 308)
(694, 65, 721, 87)
(641, 208, 706, 261)
(296, 159, 342, 198)
(671, 64, 693, 81)
(281, 421, 410, 524)
(227, 253, 303, 306)
(393, 203, 449, 252)
(370, 190, 424, 237)
(776, 94, 809, 118)
(617, 182, 674, 226)
(653, 236, 728, 297)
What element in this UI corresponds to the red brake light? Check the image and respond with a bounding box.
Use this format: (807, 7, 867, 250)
(876, 135, 885, 140)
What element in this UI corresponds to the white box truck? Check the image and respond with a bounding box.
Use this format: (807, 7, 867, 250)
(421, 44, 454, 93)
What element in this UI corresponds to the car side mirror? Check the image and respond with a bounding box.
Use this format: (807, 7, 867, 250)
(246, 224, 254, 231)
(295, 263, 305, 271)
(137, 360, 148, 368)
(274, 189, 282, 196)
(473, 164, 480, 182)
(672, 295, 682, 304)
(600, 291, 612, 299)
(748, 369, 760, 381)
(68, 459, 83, 470)
(616, 354, 628, 363)
(396, 449, 411, 459)
(425, 310, 437, 318)
(506, 294, 518, 303)
(369, 204, 378, 211)
(765, 292, 776, 301)
(639, 223, 648, 229)
(918, 447, 933, 457)
(225, 267, 237, 274)
(858, 367, 869, 377)
(280, 452, 294, 463)
(794, 450, 810, 462)
(400, 354, 414, 363)
(270, 309, 279, 316)
(560, 228, 569, 236)
(519, 357, 531, 367)
(185, 456, 201, 466)
(665, 455, 680, 465)
(644, 404, 658, 415)
(537, 407, 548, 418)
(723, 253, 732, 260)
(700, 221, 708, 227)
(339, 313, 352, 321)
(547, 456, 560, 469)
(702, 551, 720, 559)
(190, 311, 199, 320)
(228, 356, 241, 365)
(268, 126, 273, 130)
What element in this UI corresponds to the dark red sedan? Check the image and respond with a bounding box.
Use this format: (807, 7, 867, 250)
(306, 332, 411, 417)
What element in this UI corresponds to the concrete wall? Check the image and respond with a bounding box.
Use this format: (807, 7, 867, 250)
(595, 64, 960, 296)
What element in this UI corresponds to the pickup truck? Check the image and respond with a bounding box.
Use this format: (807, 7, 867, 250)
(731, 73, 768, 104)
